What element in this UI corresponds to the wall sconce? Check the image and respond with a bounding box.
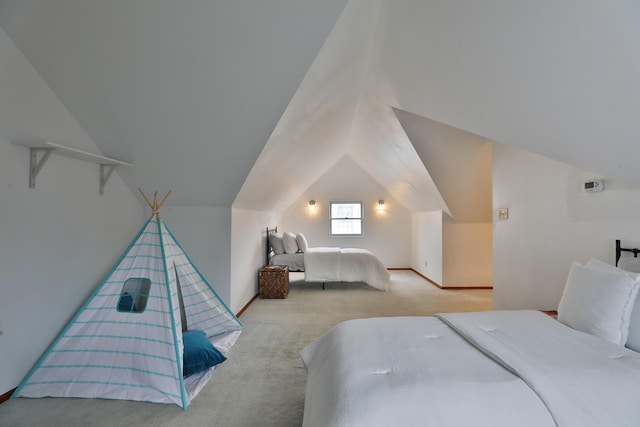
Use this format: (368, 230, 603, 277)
(308, 199, 317, 215)
(377, 199, 385, 211)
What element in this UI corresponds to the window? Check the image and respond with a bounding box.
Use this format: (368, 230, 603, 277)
(117, 278, 151, 313)
(330, 202, 363, 236)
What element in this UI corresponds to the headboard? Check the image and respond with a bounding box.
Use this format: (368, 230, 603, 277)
(615, 239, 640, 267)
(266, 226, 277, 266)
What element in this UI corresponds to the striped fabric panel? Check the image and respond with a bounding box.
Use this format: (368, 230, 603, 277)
(159, 222, 242, 337)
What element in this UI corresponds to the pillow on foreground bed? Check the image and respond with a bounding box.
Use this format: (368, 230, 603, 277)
(283, 231, 299, 254)
(296, 232, 308, 253)
(269, 233, 285, 255)
(182, 330, 227, 377)
(585, 258, 640, 352)
(557, 260, 640, 346)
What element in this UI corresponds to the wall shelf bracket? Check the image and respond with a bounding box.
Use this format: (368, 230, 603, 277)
(29, 147, 54, 189)
(13, 140, 134, 194)
(99, 164, 116, 195)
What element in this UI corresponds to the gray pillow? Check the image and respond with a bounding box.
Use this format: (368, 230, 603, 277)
(270, 233, 285, 255)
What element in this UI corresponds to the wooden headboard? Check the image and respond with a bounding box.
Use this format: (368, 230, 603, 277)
(616, 239, 640, 267)
(266, 226, 277, 265)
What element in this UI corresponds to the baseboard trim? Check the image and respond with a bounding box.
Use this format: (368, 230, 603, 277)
(409, 268, 493, 290)
(0, 388, 15, 404)
(236, 293, 259, 318)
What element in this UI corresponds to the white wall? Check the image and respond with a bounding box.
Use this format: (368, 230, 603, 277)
(411, 211, 443, 284)
(493, 142, 640, 310)
(231, 208, 277, 313)
(278, 156, 411, 268)
(0, 27, 142, 394)
(443, 222, 493, 287)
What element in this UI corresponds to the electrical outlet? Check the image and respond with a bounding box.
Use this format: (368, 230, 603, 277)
(424, 260, 428, 267)
(498, 208, 509, 220)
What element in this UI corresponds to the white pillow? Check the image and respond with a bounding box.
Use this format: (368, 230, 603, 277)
(557, 261, 640, 345)
(282, 231, 299, 254)
(269, 233, 285, 255)
(627, 291, 640, 352)
(587, 258, 640, 352)
(296, 232, 309, 253)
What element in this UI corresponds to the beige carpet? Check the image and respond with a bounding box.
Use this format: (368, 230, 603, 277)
(0, 270, 492, 427)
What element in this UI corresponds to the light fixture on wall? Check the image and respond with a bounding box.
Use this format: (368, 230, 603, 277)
(377, 199, 385, 211)
(308, 199, 317, 215)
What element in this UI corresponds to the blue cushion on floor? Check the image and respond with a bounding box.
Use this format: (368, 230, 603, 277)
(182, 330, 227, 377)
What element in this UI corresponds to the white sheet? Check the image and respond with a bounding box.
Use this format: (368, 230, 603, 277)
(304, 247, 390, 291)
(300, 316, 555, 427)
(301, 311, 640, 427)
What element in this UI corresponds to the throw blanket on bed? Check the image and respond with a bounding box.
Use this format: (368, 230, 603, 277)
(301, 311, 640, 427)
(304, 247, 389, 291)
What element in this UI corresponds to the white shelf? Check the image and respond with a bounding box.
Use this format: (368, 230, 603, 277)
(12, 140, 134, 194)
(13, 140, 133, 166)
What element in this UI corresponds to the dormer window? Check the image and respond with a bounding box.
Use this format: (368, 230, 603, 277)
(330, 202, 363, 236)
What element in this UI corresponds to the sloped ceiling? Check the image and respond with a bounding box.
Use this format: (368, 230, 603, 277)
(2, 0, 639, 216)
(234, 0, 452, 216)
(0, 0, 349, 207)
(394, 109, 493, 223)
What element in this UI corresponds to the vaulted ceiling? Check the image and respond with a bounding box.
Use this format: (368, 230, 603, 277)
(1, 0, 639, 222)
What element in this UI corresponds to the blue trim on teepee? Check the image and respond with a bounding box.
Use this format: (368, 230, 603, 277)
(12, 219, 154, 399)
(157, 217, 189, 410)
(162, 220, 243, 328)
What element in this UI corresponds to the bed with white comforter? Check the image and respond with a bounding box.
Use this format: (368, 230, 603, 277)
(300, 258, 640, 427)
(267, 229, 390, 291)
(303, 247, 390, 291)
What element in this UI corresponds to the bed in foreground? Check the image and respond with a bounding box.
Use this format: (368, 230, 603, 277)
(300, 257, 640, 427)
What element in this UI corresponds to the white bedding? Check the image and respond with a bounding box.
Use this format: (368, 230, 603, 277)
(304, 247, 390, 291)
(301, 311, 640, 427)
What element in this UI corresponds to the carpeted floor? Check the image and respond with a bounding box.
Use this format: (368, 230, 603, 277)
(0, 270, 492, 427)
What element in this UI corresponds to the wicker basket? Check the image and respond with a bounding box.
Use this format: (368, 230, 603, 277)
(258, 265, 289, 299)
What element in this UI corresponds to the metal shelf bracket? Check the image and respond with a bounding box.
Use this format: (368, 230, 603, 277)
(29, 147, 54, 189)
(100, 164, 117, 195)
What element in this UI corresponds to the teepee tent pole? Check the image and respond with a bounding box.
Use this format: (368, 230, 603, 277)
(139, 188, 172, 219)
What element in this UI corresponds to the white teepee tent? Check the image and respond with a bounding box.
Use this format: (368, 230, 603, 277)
(12, 190, 243, 409)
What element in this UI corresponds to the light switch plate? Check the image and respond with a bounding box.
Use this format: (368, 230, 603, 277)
(498, 208, 509, 220)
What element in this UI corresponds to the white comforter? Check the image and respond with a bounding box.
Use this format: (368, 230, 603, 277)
(303, 247, 390, 291)
(300, 311, 640, 427)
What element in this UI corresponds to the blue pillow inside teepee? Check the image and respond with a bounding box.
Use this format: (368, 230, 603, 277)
(182, 330, 227, 377)
(118, 293, 135, 312)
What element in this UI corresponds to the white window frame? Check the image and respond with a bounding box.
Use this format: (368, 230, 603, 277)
(330, 201, 363, 236)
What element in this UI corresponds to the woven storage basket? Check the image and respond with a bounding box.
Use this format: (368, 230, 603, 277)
(259, 265, 289, 299)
